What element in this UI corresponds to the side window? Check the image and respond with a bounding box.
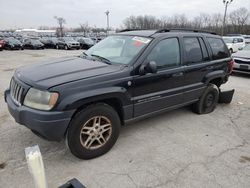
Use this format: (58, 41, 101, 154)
(207, 37, 230, 60)
(198, 38, 209, 61)
(183, 37, 203, 64)
(237, 38, 243, 43)
(147, 38, 180, 69)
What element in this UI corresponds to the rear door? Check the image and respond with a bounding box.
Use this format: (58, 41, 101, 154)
(182, 36, 211, 102)
(132, 37, 186, 117)
(183, 36, 230, 103)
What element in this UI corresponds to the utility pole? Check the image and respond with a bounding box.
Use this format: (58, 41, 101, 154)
(222, 0, 233, 36)
(105, 10, 110, 36)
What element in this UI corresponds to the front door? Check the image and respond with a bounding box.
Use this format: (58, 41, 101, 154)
(132, 37, 186, 117)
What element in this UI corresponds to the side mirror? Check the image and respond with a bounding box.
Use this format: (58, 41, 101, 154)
(139, 61, 157, 75)
(238, 47, 243, 51)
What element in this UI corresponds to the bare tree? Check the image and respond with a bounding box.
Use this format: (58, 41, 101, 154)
(121, 7, 250, 35)
(229, 8, 250, 33)
(79, 22, 90, 36)
(123, 15, 161, 29)
(54, 16, 66, 37)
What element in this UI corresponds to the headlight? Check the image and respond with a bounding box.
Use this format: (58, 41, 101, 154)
(24, 88, 59, 110)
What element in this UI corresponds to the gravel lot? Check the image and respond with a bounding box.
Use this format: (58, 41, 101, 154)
(0, 49, 250, 188)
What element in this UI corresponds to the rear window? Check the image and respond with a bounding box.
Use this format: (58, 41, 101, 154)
(207, 37, 230, 60)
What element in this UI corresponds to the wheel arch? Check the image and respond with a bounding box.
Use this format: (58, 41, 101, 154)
(58, 87, 130, 125)
(204, 70, 225, 87)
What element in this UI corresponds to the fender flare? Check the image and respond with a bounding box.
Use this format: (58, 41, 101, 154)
(203, 70, 225, 84)
(57, 87, 130, 111)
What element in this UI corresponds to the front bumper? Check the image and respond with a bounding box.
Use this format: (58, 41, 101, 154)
(233, 59, 250, 74)
(5, 90, 75, 141)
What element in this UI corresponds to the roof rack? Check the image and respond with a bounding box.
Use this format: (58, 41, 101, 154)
(118, 29, 141, 32)
(155, 28, 217, 35)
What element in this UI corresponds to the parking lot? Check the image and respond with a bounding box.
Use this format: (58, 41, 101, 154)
(0, 49, 250, 188)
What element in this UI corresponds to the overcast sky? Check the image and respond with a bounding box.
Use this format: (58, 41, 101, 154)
(0, 0, 249, 29)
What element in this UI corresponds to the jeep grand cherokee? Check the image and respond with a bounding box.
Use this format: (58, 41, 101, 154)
(5, 29, 234, 159)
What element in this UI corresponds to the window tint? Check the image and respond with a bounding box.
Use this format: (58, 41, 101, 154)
(207, 37, 230, 60)
(183, 37, 203, 64)
(147, 38, 180, 68)
(198, 38, 209, 61)
(237, 38, 243, 43)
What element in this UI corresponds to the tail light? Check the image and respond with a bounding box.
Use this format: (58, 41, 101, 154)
(228, 59, 234, 74)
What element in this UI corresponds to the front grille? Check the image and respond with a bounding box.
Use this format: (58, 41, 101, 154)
(235, 59, 250, 65)
(10, 78, 24, 106)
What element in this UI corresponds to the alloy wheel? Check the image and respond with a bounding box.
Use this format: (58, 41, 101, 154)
(80, 116, 112, 150)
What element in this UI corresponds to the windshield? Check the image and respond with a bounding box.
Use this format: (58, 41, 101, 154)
(6, 38, 21, 44)
(31, 39, 42, 45)
(243, 44, 250, 51)
(51, 38, 59, 42)
(85, 35, 151, 65)
(84, 38, 94, 45)
(223, 37, 234, 43)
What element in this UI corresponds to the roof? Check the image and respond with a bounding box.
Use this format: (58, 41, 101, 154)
(116, 29, 217, 38)
(117, 30, 157, 37)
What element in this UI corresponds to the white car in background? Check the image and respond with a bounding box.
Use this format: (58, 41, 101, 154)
(223, 36, 245, 53)
(243, 35, 250, 44)
(232, 44, 250, 74)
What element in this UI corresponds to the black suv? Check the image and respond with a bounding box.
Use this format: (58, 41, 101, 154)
(5, 29, 234, 159)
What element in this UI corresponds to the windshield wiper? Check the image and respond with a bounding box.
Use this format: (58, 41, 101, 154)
(90, 54, 111, 64)
(79, 52, 88, 58)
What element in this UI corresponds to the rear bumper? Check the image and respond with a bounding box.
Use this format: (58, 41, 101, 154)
(5, 90, 75, 141)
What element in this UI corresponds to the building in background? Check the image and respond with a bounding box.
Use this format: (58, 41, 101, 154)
(15, 29, 56, 37)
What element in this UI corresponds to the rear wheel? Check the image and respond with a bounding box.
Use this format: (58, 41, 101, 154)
(192, 84, 219, 114)
(67, 103, 121, 159)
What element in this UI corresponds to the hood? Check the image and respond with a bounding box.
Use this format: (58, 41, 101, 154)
(233, 50, 250, 59)
(15, 57, 122, 90)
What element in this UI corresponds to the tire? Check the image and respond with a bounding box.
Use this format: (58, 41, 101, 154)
(64, 45, 68, 50)
(192, 84, 219, 114)
(67, 103, 121, 159)
(56, 45, 59, 49)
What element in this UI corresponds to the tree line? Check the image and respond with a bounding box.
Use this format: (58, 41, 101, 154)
(122, 7, 250, 35)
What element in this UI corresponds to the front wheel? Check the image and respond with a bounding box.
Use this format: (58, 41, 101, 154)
(192, 84, 219, 114)
(64, 45, 68, 50)
(67, 103, 121, 159)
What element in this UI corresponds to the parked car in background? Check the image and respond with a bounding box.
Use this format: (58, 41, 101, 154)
(56, 37, 80, 50)
(40, 37, 59, 48)
(4, 37, 24, 50)
(223, 36, 245, 53)
(243, 35, 250, 44)
(0, 38, 6, 51)
(23, 38, 44, 49)
(232, 44, 250, 74)
(75, 37, 94, 49)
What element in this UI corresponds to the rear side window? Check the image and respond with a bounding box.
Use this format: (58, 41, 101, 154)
(207, 37, 230, 60)
(237, 38, 244, 43)
(183, 37, 203, 64)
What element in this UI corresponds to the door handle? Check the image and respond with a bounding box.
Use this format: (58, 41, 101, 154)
(172, 72, 184, 77)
